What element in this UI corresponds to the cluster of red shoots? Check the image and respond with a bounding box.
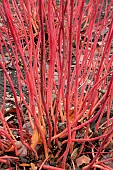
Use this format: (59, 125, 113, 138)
(0, 0, 113, 169)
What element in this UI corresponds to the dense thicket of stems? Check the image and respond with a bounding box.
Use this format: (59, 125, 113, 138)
(0, 0, 113, 169)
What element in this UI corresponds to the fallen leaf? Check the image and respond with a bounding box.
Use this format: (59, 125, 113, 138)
(71, 148, 78, 160)
(6, 141, 27, 157)
(30, 163, 37, 170)
(5, 107, 16, 114)
(19, 163, 30, 167)
(76, 155, 91, 167)
(69, 107, 74, 122)
(31, 130, 40, 150)
(5, 114, 14, 121)
(15, 141, 27, 157)
(31, 125, 46, 150)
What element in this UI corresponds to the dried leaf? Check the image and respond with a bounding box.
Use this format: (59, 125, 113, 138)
(30, 163, 37, 170)
(69, 107, 74, 122)
(31, 130, 40, 150)
(71, 148, 78, 160)
(76, 155, 91, 167)
(5, 141, 27, 157)
(31, 126, 46, 150)
(5, 114, 14, 121)
(5, 107, 16, 114)
(15, 141, 27, 157)
(19, 163, 30, 167)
